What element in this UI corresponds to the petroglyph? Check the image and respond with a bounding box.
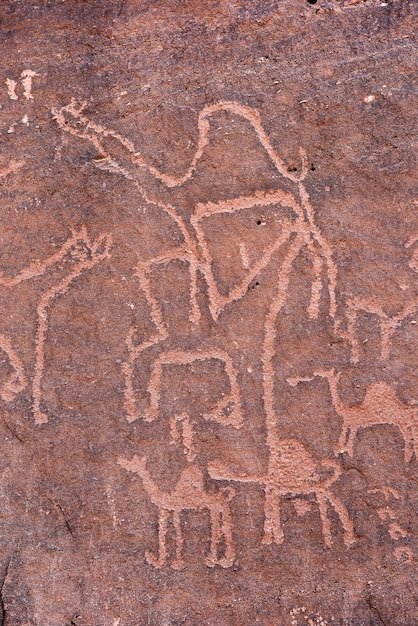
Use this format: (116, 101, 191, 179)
(369, 487, 409, 556)
(53, 99, 339, 440)
(345, 237, 418, 362)
(209, 437, 355, 548)
(6, 78, 18, 101)
(118, 455, 235, 569)
(170, 413, 196, 462)
(6, 70, 38, 101)
(52, 97, 361, 557)
(0, 227, 112, 423)
(32, 228, 112, 424)
(0, 158, 25, 178)
(144, 350, 243, 426)
(290, 370, 418, 462)
(0, 334, 27, 402)
(20, 69, 37, 100)
(53, 99, 338, 319)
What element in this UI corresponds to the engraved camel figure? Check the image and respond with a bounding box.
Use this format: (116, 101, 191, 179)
(118, 454, 236, 569)
(53, 99, 339, 427)
(345, 235, 418, 363)
(310, 370, 418, 462)
(208, 437, 355, 548)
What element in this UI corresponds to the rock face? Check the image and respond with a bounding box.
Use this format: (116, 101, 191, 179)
(0, 1, 417, 624)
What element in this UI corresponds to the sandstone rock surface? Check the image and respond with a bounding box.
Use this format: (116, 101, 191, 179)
(0, 1, 417, 624)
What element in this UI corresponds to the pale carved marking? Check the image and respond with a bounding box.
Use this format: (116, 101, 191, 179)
(6, 70, 37, 101)
(0, 334, 27, 402)
(55, 98, 355, 553)
(290, 370, 418, 462)
(145, 350, 243, 426)
(0, 227, 112, 423)
(118, 455, 235, 569)
(170, 413, 196, 462)
(52, 98, 337, 320)
(20, 69, 37, 101)
(345, 236, 418, 362)
(0, 159, 25, 178)
(369, 487, 409, 550)
(208, 438, 355, 549)
(32, 228, 112, 424)
(6, 79, 18, 101)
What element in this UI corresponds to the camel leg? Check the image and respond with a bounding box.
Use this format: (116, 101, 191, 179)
(171, 510, 185, 570)
(146, 508, 169, 568)
(217, 505, 235, 568)
(402, 425, 414, 464)
(205, 506, 222, 567)
(346, 428, 357, 458)
(316, 492, 332, 548)
(325, 492, 356, 548)
(262, 487, 283, 545)
(337, 427, 349, 453)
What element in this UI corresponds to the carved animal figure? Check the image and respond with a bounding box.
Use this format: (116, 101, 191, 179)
(118, 454, 236, 569)
(53, 99, 339, 427)
(313, 370, 418, 462)
(0, 226, 112, 423)
(345, 236, 418, 362)
(208, 437, 355, 548)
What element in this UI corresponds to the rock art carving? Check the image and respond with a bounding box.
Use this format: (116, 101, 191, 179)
(170, 413, 197, 462)
(144, 350, 242, 425)
(54, 98, 358, 556)
(0, 158, 25, 178)
(345, 236, 418, 362)
(0, 334, 27, 402)
(289, 370, 418, 462)
(208, 437, 355, 548)
(6, 69, 37, 101)
(52, 99, 339, 430)
(0, 226, 112, 423)
(117, 455, 235, 569)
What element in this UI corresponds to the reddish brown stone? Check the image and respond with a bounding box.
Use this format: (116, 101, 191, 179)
(0, 1, 417, 624)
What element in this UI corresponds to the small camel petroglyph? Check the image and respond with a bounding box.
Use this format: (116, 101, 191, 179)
(289, 370, 418, 462)
(0, 226, 112, 423)
(208, 437, 355, 548)
(118, 454, 236, 569)
(345, 236, 418, 362)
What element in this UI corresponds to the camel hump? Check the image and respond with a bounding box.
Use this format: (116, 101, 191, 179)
(270, 438, 318, 484)
(364, 382, 407, 416)
(175, 466, 205, 496)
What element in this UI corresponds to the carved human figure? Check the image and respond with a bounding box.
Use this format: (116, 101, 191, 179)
(307, 370, 418, 462)
(117, 454, 235, 569)
(208, 437, 355, 548)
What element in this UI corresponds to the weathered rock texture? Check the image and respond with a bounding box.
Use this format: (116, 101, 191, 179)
(0, 1, 417, 624)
